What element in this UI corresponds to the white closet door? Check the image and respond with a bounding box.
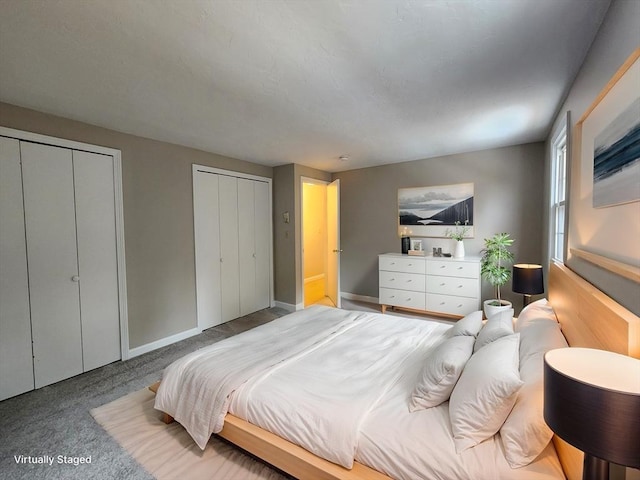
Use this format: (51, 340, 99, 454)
(219, 175, 240, 322)
(21, 142, 83, 388)
(254, 180, 270, 310)
(73, 151, 120, 371)
(193, 171, 222, 329)
(238, 178, 256, 316)
(0, 137, 34, 401)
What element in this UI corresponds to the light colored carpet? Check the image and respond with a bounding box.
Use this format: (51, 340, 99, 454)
(91, 389, 288, 480)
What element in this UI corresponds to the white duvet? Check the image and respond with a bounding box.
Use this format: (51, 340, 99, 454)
(155, 306, 565, 479)
(229, 308, 449, 467)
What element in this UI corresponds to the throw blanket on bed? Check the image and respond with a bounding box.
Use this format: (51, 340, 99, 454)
(154, 306, 365, 449)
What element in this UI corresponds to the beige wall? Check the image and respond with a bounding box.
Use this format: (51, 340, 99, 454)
(545, 0, 640, 316)
(272, 163, 331, 307)
(0, 102, 272, 348)
(273, 164, 296, 305)
(333, 143, 546, 311)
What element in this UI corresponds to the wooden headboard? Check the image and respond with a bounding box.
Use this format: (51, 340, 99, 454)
(547, 261, 640, 480)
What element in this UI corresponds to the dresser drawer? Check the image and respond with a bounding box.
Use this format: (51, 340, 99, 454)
(380, 288, 426, 310)
(427, 260, 479, 279)
(379, 256, 425, 274)
(426, 275, 479, 299)
(426, 293, 480, 316)
(379, 271, 426, 292)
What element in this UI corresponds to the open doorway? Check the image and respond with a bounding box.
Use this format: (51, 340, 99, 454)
(301, 178, 341, 308)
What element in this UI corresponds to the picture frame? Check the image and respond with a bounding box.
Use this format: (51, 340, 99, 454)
(571, 48, 640, 272)
(410, 239, 423, 251)
(398, 182, 474, 238)
(579, 50, 640, 209)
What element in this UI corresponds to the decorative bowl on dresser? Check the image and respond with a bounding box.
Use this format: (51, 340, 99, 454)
(378, 253, 481, 318)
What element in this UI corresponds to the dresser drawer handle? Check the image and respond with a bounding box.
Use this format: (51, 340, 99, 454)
(457, 304, 463, 308)
(407, 279, 412, 283)
(390, 295, 396, 298)
(440, 283, 446, 286)
(458, 285, 463, 288)
(390, 262, 395, 265)
(406, 298, 412, 301)
(440, 265, 446, 269)
(457, 266, 463, 269)
(390, 278, 395, 281)
(408, 263, 413, 266)
(440, 301, 446, 305)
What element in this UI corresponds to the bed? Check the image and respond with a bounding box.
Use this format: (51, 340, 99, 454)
(152, 261, 640, 480)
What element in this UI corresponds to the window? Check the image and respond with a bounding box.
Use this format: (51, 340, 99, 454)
(550, 126, 567, 262)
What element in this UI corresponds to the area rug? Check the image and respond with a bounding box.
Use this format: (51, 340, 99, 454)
(91, 389, 288, 480)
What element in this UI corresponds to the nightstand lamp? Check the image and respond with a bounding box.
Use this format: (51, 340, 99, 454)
(544, 348, 640, 480)
(512, 263, 544, 307)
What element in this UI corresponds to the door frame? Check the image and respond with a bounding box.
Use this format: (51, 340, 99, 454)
(300, 176, 340, 308)
(0, 127, 130, 360)
(192, 165, 274, 331)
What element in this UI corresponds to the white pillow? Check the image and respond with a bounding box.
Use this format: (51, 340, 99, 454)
(448, 310, 483, 337)
(500, 320, 568, 467)
(515, 298, 557, 332)
(409, 335, 475, 411)
(473, 308, 514, 352)
(449, 333, 523, 453)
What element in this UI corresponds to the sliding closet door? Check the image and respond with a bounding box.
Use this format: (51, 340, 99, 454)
(21, 142, 83, 388)
(193, 171, 222, 329)
(74, 151, 120, 371)
(254, 180, 271, 310)
(238, 178, 257, 316)
(219, 175, 240, 322)
(0, 137, 34, 401)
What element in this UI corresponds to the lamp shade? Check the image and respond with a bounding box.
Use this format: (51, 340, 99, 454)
(544, 348, 640, 468)
(512, 264, 544, 295)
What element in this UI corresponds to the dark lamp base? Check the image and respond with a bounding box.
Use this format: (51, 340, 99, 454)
(583, 454, 608, 480)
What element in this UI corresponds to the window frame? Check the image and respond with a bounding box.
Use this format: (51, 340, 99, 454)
(550, 124, 568, 263)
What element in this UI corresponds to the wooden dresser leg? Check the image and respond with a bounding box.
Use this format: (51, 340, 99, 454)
(381, 304, 387, 314)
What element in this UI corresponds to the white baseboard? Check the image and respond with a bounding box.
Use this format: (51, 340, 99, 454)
(273, 301, 296, 312)
(341, 292, 379, 304)
(304, 273, 325, 284)
(128, 327, 201, 359)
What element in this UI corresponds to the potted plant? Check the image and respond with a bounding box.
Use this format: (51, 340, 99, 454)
(480, 232, 515, 317)
(446, 221, 470, 258)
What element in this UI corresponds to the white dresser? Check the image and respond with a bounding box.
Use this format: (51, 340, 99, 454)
(378, 253, 481, 318)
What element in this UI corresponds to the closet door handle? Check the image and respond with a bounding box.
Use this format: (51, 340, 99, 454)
(71, 275, 80, 282)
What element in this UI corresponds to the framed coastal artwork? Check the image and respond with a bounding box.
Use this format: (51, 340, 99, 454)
(572, 48, 640, 275)
(582, 52, 640, 209)
(398, 182, 474, 238)
(591, 96, 640, 208)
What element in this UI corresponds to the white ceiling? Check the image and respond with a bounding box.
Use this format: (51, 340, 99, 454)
(0, 0, 610, 172)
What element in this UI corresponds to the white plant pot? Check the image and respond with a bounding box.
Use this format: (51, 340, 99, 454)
(483, 299, 513, 319)
(453, 240, 465, 258)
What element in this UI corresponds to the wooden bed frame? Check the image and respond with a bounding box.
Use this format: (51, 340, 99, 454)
(150, 260, 639, 480)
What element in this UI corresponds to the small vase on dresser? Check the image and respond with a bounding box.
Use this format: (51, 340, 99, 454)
(454, 240, 465, 258)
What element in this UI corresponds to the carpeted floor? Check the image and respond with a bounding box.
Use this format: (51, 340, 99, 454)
(0, 307, 289, 480)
